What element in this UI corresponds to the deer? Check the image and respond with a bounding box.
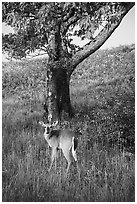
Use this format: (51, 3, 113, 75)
(39, 120, 79, 177)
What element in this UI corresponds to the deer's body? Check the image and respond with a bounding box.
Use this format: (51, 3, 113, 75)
(39, 121, 78, 175)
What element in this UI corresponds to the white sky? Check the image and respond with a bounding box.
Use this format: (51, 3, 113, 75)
(72, 6, 135, 49)
(2, 6, 135, 61)
(101, 6, 135, 49)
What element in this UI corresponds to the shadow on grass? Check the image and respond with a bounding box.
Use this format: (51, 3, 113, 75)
(72, 84, 135, 154)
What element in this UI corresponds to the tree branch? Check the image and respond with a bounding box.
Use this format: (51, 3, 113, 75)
(70, 3, 134, 70)
(62, 15, 81, 36)
(63, 7, 76, 22)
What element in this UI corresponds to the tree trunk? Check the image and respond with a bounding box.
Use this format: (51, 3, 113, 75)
(44, 62, 73, 122)
(55, 68, 73, 119)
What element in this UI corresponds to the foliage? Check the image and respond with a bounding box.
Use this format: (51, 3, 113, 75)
(2, 2, 134, 59)
(2, 45, 135, 201)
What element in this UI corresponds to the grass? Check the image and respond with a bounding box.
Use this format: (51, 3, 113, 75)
(2, 44, 135, 201)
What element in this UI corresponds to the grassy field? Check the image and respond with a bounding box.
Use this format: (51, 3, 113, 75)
(2, 44, 135, 201)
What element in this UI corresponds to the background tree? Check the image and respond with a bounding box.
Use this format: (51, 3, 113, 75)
(2, 2, 134, 122)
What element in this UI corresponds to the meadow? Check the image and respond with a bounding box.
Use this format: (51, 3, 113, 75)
(2, 44, 135, 201)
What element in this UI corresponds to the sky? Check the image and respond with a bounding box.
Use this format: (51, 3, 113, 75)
(2, 5, 135, 61)
(72, 6, 135, 49)
(101, 6, 135, 49)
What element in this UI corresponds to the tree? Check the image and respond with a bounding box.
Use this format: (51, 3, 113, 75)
(2, 2, 134, 122)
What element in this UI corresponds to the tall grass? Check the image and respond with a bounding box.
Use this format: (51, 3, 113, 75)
(2, 45, 135, 201)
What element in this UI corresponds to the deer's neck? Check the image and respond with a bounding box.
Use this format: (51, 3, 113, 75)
(44, 129, 61, 141)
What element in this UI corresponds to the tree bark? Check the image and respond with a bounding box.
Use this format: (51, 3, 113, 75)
(45, 63, 59, 122)
(55, 68, 73, 119)
(44, 61, 73, 122)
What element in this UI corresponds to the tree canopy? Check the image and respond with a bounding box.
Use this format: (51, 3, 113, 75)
(2, 2, 134, 60)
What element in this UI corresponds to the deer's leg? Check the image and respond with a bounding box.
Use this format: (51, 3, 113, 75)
(62, 148, 71, 176)
(49, 148, 57, 172)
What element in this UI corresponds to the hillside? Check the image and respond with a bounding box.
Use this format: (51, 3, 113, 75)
(2, 44, 135, 202)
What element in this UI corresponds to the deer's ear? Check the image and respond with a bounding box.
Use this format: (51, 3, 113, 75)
(39, 121, 47, 127)
(52, 120, 58, 127)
